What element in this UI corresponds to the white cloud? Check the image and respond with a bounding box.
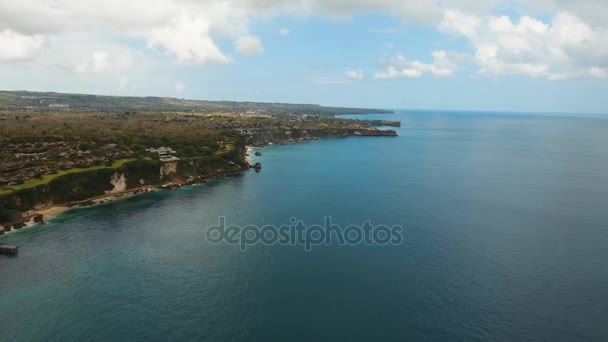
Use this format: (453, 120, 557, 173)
(76, 51, 110, 73)
(440, 10, 608, 79)
(374, 50, 458, 79)
(440, 9, 480, 37)
(235, 35, 264, 55)
(0, 0, 511, 67)
(527, 0, 608, 29)
(0, 0, 250, 66)
(75, 51, 133, 73)
(279, 28, 290, 36)
(145, 13, 233, 64)
(0, 0, 608, 82)
(0, 29, 43, 61)
(346, 69, 364, 80)
(589, 67, 608, 79)
(428, 50, 460, 77)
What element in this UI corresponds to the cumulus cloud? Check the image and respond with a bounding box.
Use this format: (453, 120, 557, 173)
(440, 9, 481, 37)
(440, 9, 608, 79)
(145, 13, 233, 64)
(0, 0, 607, 82)
(374, 50, 459, 79)
(0, 29, 43, 61)
(0, 0, 509, 67)
(235, 35, 264, 55)
(346, 69, 364, 80)
(528, 0, 608, 29)
(75, 51, 133, 73)
(0, 0, 250, 65)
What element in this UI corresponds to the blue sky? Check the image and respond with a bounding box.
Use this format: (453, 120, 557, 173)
(1, 0, 607, 113)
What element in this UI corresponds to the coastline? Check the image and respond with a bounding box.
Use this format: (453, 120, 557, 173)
(3, 164, 251, 235)
(2, 131, 397, 236)
(7, 186, 157, 234)
(29, 185, 157, 223)
(8, 143, 271, 233)
(35, 205, 69, 221)
(245, 146, 254, 164)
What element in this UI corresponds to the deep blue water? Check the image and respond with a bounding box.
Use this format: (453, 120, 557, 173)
(1, 110, 608, 341)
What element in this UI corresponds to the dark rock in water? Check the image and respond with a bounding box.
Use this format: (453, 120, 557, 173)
(1, 224, 12, 233)
(13, 221, 25, 229)
(255, 151, 262, 156)
(252, 162, 262, 170)
(33, 214, 44, 223)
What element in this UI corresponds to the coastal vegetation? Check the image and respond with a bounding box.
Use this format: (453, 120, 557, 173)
(0, 158, 135, 195)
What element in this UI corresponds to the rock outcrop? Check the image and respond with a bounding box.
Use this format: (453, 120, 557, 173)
(160, 161, 179, 178)
(107, 172, 127, 194)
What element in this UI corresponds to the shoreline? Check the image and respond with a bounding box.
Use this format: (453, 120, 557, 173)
(29, 185, 157, 223)
(3, 164, 251, 236)
(245, 146, 254, 163)
(35, 205, 69, 221)
(2, 132, 396, 236)
(6, 185, 158, 235)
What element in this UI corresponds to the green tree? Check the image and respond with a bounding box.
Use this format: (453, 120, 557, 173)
(183, 145, 196, 157)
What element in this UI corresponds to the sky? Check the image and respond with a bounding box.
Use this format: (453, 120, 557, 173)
(1, 0, 607, 114)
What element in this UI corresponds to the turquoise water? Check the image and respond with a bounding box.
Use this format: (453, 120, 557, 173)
(1, 110, 608, 341)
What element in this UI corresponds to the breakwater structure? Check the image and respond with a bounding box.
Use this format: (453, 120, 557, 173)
(0, 244, 18, 255)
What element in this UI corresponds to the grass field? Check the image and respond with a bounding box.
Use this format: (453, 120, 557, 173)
(0, 158, 136, 194)
(216, 143, 235, 155)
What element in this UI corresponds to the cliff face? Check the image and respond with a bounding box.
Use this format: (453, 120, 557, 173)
(160, 161, 179, 179)
(0, 168, 117, 212)
(107, 172, 127, 194)
(0, 160, 160, 212)
(0, 152, 248, 218)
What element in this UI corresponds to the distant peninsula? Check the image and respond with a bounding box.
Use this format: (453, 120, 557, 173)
(0, 90, 394, 116)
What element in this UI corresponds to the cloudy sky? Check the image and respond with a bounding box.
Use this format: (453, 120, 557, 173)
(1, 0, 607, 113)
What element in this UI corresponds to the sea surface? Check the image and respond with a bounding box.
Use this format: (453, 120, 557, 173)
(1, 110, 608, 341)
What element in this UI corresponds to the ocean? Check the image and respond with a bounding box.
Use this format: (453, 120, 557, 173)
(1, 110, 608, 341)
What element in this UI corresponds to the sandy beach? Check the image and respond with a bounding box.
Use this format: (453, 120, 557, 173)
(36, 205, 70, 221)
(245, 146, 254, 163)
(23, 186, 157, 226)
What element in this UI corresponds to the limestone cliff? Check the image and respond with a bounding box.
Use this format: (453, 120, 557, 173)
(107, 172, 127, 194)
(160, 161, 179, 179)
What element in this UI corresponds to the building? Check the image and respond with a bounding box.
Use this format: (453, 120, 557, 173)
(146, 147, 179, 161)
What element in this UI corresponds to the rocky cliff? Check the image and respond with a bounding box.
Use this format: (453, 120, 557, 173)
(0, 152, 247, 221)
